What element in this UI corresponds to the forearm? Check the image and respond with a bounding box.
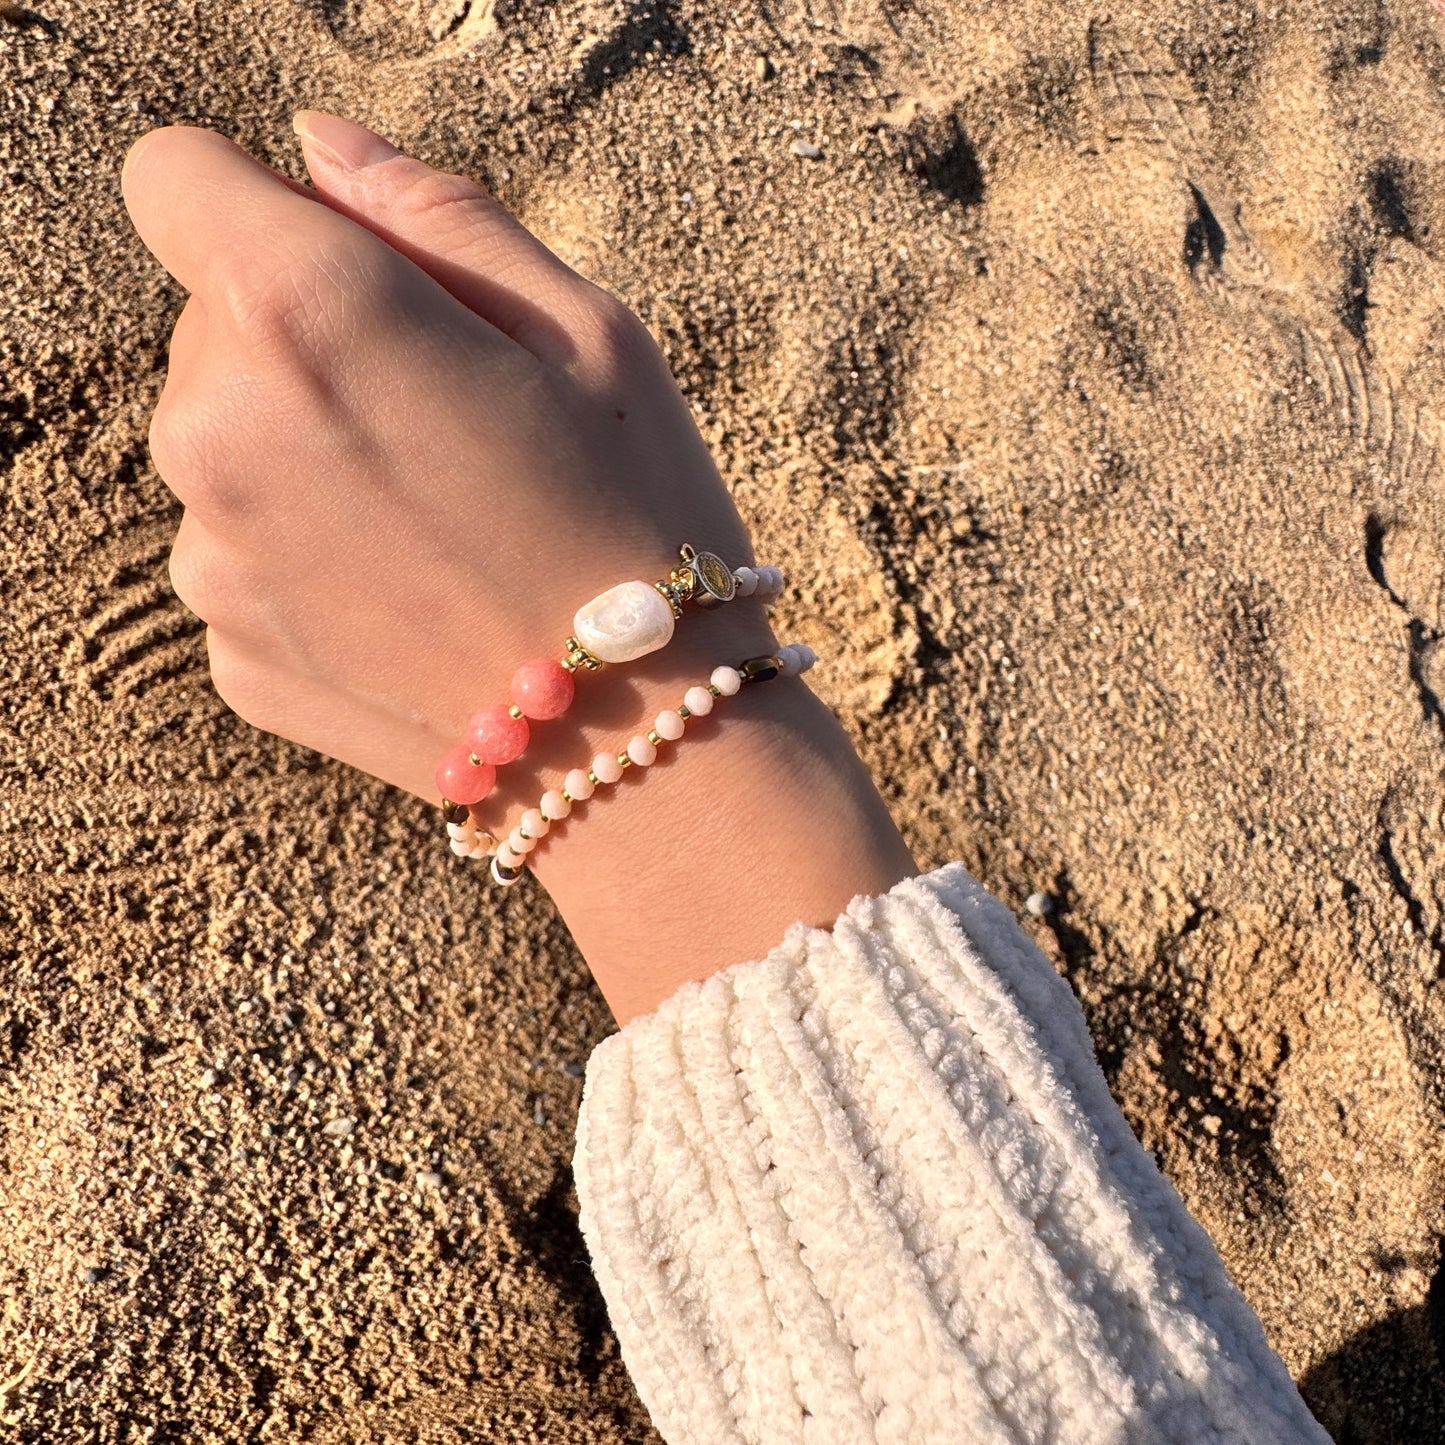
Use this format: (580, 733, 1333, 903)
(520, 612, 918, 1027)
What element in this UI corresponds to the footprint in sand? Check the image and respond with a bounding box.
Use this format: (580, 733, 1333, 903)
(307, 0, 498, 66)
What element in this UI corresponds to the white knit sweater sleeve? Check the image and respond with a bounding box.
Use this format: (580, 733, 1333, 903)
(571, 863, 1330, 1444)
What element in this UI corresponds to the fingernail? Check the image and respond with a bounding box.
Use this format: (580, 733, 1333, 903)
(292, 110, 400, 170)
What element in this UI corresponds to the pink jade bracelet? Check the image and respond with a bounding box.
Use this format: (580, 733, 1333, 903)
(434, 545, 786, 815)
(443, 641, 819, 886)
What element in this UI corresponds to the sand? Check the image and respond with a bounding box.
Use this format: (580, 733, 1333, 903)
(2, 0, 1444, 1438)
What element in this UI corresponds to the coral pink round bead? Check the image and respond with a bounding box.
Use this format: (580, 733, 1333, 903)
(510, 657, 575, 720)
(435, 745, 496, 805)
(467, 704, 530, 765)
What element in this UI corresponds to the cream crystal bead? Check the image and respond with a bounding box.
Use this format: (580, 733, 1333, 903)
(508, 827, 536, 855)
(541, 789, 570, 820)
(565, 768, 595, 800)
(446, 821, 474, 841)
(491, 854, 522, 886)
(684, 685, 714, 716)
(710, 666, 742, 696)
(734, 566, 759, 597)
(592, 751, 624, 784)
(655, 710, 685, 741)
(573, 580, 676, 664)
(449, 836, 473, 856)
(497, 842, 525, 870)
(797, 643, 817, 671)
(627, 735, 658, 767)
(521, 808, 549, 838)
(777, 645, 802, 677)
(468, 839, 490, 859)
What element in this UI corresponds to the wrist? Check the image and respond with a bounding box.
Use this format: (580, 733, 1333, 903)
(519, 621, 917, 1026)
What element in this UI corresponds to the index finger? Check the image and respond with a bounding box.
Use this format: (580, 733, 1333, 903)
(120, 125, 334, 295)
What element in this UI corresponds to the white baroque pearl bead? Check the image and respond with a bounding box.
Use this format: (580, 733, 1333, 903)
(710, 666, 742, 696)
(573, 580, 676, 664)
(655, 710, 685, 741)
(684, 686, 714, 716)
(565, 768, 595, 800)
(734, 566, 759, 597)
(777, 646, 802, 677)
(541, 789, 570, 820)
(592, 751, 624, 784)
(521, 808, 549, 838)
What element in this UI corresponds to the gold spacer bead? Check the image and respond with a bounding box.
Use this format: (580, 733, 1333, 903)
(468, 752, 482, 766)
(709, 684, 722, 696)
(617, 752, 633, 769)
(646, 729, 662, 746)
(560, 790, 572, 805)
(560, 657, 578, 673)
(587, 770, 599, 785)
(518, 829, 531, 841)
(677, 705, 692, 720)
(508, 704, 524, 719)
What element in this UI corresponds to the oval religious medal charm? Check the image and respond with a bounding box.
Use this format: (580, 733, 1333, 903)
(572, 580, 677, 664)
(684, 546, 734, 604)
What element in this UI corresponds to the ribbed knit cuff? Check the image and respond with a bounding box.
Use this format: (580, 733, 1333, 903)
(572, 863, 1330, 1444)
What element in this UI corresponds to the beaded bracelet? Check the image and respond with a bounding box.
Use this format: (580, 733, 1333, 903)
(444, 641, 818, 885)
(435, 544, 786, 814)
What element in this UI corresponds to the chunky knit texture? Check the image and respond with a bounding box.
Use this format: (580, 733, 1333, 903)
(572, 863, 1331, 1444)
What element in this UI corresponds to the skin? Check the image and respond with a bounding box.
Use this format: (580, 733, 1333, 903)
(119, 111, 917, 1028)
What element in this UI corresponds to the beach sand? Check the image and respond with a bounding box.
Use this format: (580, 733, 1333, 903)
(3, 0, 1445, 1438)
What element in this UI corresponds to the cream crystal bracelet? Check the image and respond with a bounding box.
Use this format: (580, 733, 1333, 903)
(444, 641, 819, 886)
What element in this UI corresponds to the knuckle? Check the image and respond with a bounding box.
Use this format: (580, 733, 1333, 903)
(147, 395, 248, 519)
(168, 537, 244, 629)
(219, 239, 380, 367)
(206, 631, 277, 731)
(393, 166, 497, 234)
(576, 290, 657, 378)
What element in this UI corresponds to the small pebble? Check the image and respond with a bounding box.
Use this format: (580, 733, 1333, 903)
(323, 1118, 356, 1138)
(82, 1266, 107, 1284)
(199, 1068, 221, 1088)
(416, 1170, 443, 1188)
(562, 1060, 584, 1079)
(533, 1101, 547, 1126)
(791, 137, 823, 160)
(1024, 891, 1055, 918)
(755, 54, 773, 80)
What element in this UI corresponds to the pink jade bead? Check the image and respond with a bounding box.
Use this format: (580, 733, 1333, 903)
(683, 686, 714, 716)
(510, 657, 575, 720)
(467, 704, 530, 765)
(435, 745, 496, 805)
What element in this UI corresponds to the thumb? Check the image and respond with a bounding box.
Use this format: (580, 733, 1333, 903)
(290, 109, 604, 369)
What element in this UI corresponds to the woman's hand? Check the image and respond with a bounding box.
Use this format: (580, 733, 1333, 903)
(121, 113, 915, 1025)
(121, 112, 764, 812)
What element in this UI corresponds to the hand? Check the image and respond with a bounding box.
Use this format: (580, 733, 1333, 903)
(121, 112, 765, 814)
(121, 113, 915, 1026)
